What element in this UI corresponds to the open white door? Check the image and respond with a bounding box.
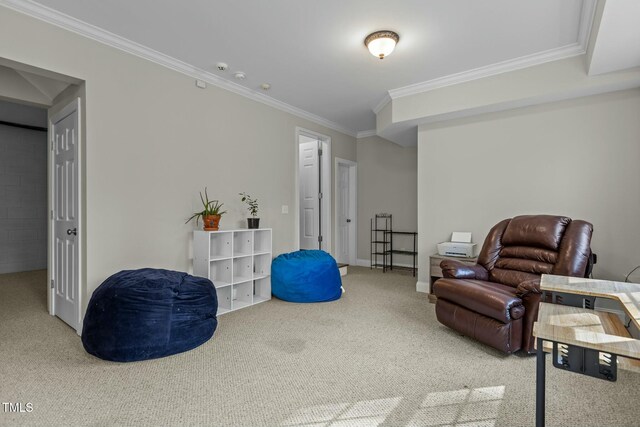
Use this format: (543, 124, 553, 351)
(299, 138, 320, 250)
(50, 98, 80, 331)
(335, 159, 357, 265)
(295, 128, 331, 254)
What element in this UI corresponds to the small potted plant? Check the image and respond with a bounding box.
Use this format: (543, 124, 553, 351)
(186, 188, 227, 231)
(239, 192, 259, 229)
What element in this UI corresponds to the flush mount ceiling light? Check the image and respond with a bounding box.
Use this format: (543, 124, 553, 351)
(364, 30, 399, 60)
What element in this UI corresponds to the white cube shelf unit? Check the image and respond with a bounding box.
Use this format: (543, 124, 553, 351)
(194, 228, 272, 315)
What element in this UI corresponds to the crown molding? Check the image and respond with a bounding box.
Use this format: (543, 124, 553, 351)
(389, 43, 586, 99)
(0, 0, 358, 138)
(356, 129, 377, 139)
(578, 0, 597, 50)
(372, 93, 391, 114)
(385, 0, 597, 101)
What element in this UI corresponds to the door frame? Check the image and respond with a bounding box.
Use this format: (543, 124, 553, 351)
(334, 158, 357, 265)
(48, 97, 83, 334)
(294, 127, 332, 254)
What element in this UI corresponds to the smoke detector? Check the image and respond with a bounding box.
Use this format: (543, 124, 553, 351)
(216, 62, 228, 71)
(233, 71, 246, 80)
(260, 83, 271, 91)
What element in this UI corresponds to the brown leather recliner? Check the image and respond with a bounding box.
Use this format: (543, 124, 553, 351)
(432, 215, 593, 354)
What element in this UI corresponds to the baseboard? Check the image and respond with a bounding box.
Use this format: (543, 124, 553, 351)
(416, 281, 429, 293)
(356, 258, 416, 269)
(356, 258, 370, 267)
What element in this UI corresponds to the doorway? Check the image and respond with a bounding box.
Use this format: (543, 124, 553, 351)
(0, 100, 48, 275)
(0, 58, 83, 333)
(335, 158, 357, 265)
(295, 127, 331, 253)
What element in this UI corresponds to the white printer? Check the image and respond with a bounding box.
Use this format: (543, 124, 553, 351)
(437, 232, 476, 258)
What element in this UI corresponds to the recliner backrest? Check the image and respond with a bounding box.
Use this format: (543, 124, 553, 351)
(476, 215, 593, 288)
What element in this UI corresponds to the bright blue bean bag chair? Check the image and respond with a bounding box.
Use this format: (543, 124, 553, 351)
(272, 250, 342, 303)
(82, 268, 218, 362)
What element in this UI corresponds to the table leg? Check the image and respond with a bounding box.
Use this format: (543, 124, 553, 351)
(536, 337, 546, 427)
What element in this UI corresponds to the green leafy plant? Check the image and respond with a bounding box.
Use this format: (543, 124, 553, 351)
(186, 187, 227, 225)
(239, 192, 259, 217)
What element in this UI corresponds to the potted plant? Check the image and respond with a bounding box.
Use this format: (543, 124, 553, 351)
(186, 188, 227, 231)
(239, 192, 259, 229)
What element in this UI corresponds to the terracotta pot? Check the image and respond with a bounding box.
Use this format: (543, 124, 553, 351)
(203, 214, 221, 231)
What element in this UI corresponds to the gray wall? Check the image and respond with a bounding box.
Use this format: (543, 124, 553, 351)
(0, 101, 47, 273)
(417, 89, 640, 289)
(357, 135, 417, 264)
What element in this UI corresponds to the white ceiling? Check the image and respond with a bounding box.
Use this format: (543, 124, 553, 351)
(25, 0, 589, 134)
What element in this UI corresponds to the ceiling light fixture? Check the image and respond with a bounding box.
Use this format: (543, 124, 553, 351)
(364, 30, 399, 60)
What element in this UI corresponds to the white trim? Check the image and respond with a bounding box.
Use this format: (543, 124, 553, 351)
(372, 93, 392, 114)
(334, 158, 357, 265)
(373, 0, 597, 105)
(578, 0, 598, 51)
(356, 259, 370, 267)
(416, 281, 430, 293)
(356, 258, 416, 270)
(48, 96, 83, 335)
(294, 127, 332, 255)
(0, 0, 357, 138)
(389, 43, 586, 99)
(356, 129, 377, 139)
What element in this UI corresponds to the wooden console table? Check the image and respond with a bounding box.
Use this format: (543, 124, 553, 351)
(533, 274, 640, 427)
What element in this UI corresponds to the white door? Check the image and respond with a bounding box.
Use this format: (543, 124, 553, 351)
(336, 161, 356, 264)
(299, 139, 320, 250)
(51, 99, 80, 330)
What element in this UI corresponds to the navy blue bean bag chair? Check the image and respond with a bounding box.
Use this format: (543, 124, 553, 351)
(272, 250, 342, 303)
(82, 268, 218, 362)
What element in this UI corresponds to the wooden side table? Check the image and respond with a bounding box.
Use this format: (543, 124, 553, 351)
(428, 254, 478, 303)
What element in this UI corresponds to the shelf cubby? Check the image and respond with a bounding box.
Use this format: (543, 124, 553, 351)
(254, 229, 272, 254)
(232, 282, 253, 310)
(254, 253, 271, 279)
(253, 277, 271, 304)
(217, 286, 232, 314)
(233, 256, 253, 284)
(234, 231, 253, 257)
(209, 231, 233, 260)
(210, 259, 232, 288)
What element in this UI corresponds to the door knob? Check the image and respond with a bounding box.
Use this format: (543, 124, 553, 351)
(346, 219, 351, 223)
(67, 228, 77, 236)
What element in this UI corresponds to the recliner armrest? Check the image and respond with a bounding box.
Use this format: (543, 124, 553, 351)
(440, 260, 488, 281)
(515, 278, 541, 298)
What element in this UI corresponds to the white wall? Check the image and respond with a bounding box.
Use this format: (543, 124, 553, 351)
(357, 135, 417, 263)
(0, 6, 356, 316)
(417, 89, 640, 289)
(0, 101, 47, 273)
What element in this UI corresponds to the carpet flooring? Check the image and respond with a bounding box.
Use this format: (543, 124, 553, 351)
(0, 267, 639, 427)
